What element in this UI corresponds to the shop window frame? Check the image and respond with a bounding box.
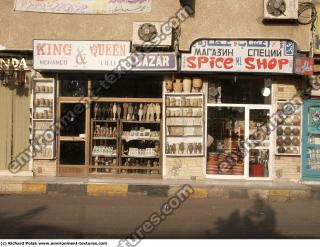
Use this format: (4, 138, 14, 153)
(205, 78, 274, 180)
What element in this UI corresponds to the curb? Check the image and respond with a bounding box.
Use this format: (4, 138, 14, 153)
(0, 182, 315, 201)
(22, 183, 47, 194)
(87, 184, 128, 196)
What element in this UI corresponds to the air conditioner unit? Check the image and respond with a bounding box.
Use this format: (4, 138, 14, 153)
(132, 22, 172, 47)
(263, 0, 298, 21)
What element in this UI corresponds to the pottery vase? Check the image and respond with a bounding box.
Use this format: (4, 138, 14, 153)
(292, 116, 301, 126)
(181, 96, 186, 106)
(179, 142, 185, 154)
(192, 78, 203, 92)
(165, 79, 173, 92)
(165, 97, 170, 106)
(154, 142, 160, 155)
(183, 78, 192, 93)
(173, 79, 183, 93)
(123, 103, 129, 120)
(188, 143, 194, 154)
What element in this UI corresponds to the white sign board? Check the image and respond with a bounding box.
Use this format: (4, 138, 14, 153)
(15, 0, 152, 15)
(33, 40, 131, 71)
(181, 40, 295, 74)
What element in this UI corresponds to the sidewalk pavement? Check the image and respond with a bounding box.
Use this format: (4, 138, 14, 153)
(1, 176, 320, 201)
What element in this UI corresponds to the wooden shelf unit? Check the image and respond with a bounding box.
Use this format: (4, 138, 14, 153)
(164, 92, 205, 156)
(89, 100, 162, 178)
(32, 78, 56, 160)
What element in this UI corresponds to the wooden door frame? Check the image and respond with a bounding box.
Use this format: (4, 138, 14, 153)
(56, 79, 91, 177)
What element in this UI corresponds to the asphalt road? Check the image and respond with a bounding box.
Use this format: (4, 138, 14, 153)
(0, 194, 320, 239)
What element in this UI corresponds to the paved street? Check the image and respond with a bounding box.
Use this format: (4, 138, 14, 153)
(0, 194, 320, 239)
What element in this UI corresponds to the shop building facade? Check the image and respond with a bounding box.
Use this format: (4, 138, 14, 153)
(0, 0, 317, 182)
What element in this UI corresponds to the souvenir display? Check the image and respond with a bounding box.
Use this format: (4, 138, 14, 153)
(32, 78, 55, 160)
(90, 102, 162, 176)
(192, 78, 203, 92)
(275, 101, 302, 155)
(165, 77, 204, 93)
(120, 119, 161, 175)
(92, 146, 117, 156)
(166, 142, 202, 155)
(120, 158, 160, 175)
(207, 151, 244, 175)
(90, 119, 118, 174)
(165, 88, 204, 156)
(93, 102, 161, 122)
(183, 78, 192, 93)
(173, 78, 183, 93)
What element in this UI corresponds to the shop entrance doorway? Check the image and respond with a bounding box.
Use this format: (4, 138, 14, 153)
(58, 101, 89, 177)
(57, 74, 163, 178)
(206, 104, 272, 179)
(302, 99, 320, 181)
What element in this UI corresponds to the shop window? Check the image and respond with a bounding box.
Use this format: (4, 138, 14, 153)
(248, 109, 270, 178)
(208, 77, 271, 105)
(92, 75, 162, 98)
(60, 103, 86, 136)
(60, 141, 85, 165)
(207, 107, 271, 178)
(60, 77, 88, 97)
(207, 107, 245, 176)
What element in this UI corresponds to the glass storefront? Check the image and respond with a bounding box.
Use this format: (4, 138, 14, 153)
(206, 76, 272, 179)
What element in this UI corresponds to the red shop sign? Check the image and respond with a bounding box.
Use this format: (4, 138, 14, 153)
(294, 57, 314, 75)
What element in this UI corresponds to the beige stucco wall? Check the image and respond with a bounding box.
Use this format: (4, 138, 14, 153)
(179, 0, 311, 52)
(272, 79, 306, 182)
(0, 0, 180, 50)
(0, 0, 312, 52)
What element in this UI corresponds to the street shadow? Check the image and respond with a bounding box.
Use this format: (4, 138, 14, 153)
(207, 196, 281, 239)
(0, 206, 122, 239)
(0, 206, 82, 238)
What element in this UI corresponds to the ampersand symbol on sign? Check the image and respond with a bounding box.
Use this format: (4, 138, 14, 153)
(76, 48, 87, 65)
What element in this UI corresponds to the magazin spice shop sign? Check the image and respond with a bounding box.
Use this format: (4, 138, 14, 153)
(15, 0, 152, 15)
(33, 40, 131, 71)
(181, 39, 295, 74)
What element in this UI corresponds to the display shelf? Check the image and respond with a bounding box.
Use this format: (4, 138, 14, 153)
(89, 165, 119, 169)
(167, 135, 203, 138)
(166, 154, 204, 157)
(119, 166, 160, 170)
(122, 120, 161, 124)
(166, 106, 203, 108)
(33, 118, 53, 121)
(93, 137, 117, 140)
(121, 155, 160, 158)
(166, 124, 203, 127)
(117, 173, 161, 178)
(90, 118, 119, 175)
(92, 154, 117, 157)
(31, 78, 56, 160)
(90, 101, 162, 177)
(275, 100, 302, 156)
(92, 119, 118, 122)
(165, 92, 204, 95)
(121, 137, 160, 141)
(164, 92, 205, 156)
(249, 147, 271, 150)
(165, 116, 202, 118)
